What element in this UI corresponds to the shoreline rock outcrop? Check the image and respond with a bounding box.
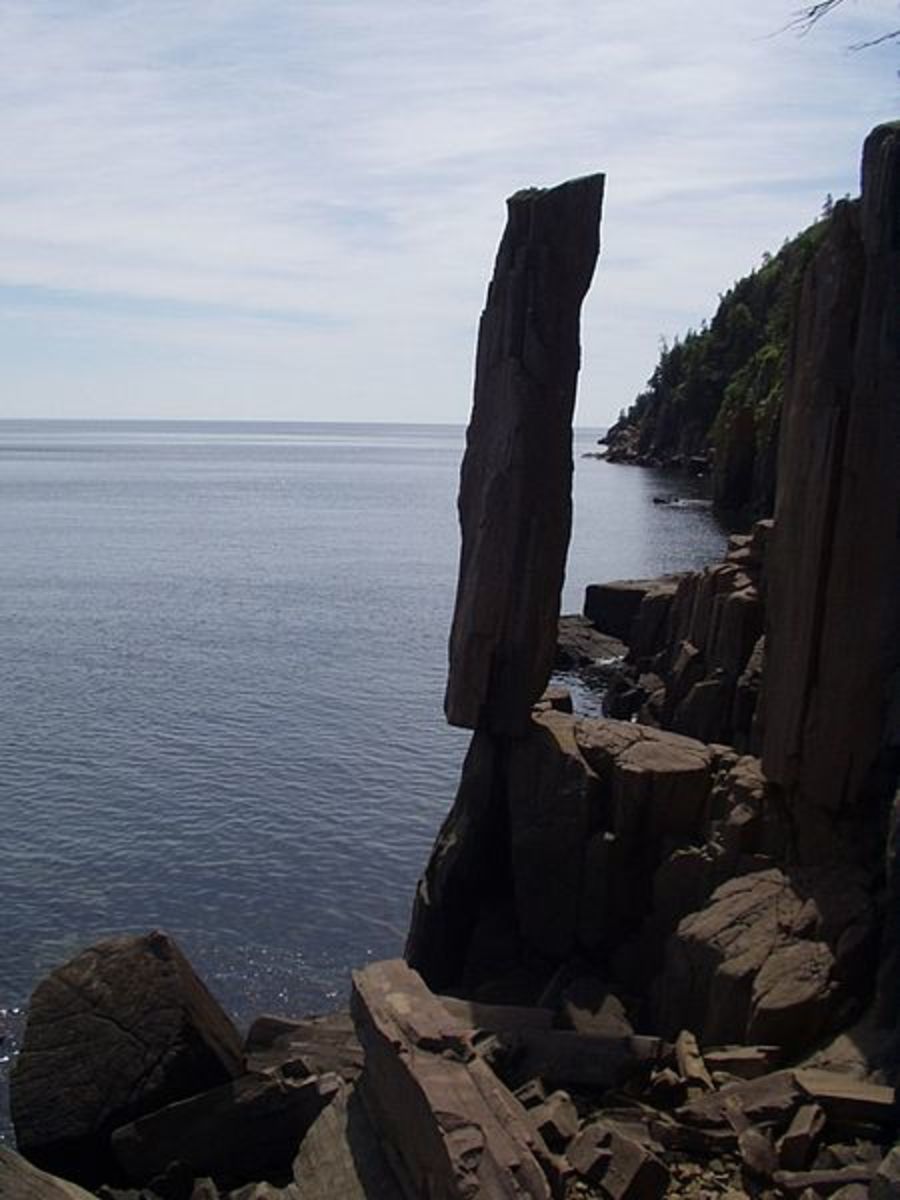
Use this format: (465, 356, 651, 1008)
(409, 121, 900, 1093)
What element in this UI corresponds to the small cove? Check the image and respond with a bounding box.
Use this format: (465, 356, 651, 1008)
(0, 420, 725, 1139)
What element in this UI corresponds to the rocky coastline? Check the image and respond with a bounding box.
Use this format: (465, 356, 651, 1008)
(2, 125, 898, 1199)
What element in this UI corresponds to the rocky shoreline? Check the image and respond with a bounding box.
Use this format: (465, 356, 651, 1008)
(2, 125, 898, 1199)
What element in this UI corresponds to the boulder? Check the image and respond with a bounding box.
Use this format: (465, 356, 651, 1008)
(11, 931, 243, 1186)
(0, 1147, 99, 1199)
(444, 173, 605, 736)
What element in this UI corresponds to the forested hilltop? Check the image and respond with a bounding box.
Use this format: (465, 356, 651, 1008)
(602, 215, 830, 518)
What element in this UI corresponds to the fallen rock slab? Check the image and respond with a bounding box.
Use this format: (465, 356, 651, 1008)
(351, 959, 555, 1198)
(494, 1028, 661, 1090)
(702, 1045, 780, 1081)
(11, 931, 243, 1186)
(112, 1070, 340, 1188)
(0, 1146, 100, 1199)
(794, 1067, 897, 1127)
(244, 1011, 362, 1082)
(677, 1070, 804, 1132)
(772, 1162, 878, 1196)
(290, 1083, 404, 1200)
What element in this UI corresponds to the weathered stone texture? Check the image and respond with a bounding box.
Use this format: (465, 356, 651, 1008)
(761, 122, 900, 863)
(10, 931, 243, 1185)
(656, 866, 875, 1049)
(350, 959, 554, 1199)
(405, 730, 507, 990)
(445, 174, 604, 736)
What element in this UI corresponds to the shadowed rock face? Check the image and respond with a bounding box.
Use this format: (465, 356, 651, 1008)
(761, 121, 900, 864)
(445, 174, 605, 737)
(10, 931, 243, 1187)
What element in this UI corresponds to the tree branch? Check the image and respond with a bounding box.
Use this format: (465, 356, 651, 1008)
(786, 0, 899, 49)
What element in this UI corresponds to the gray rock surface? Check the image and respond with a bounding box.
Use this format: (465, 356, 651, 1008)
(445, 173, 604, 736)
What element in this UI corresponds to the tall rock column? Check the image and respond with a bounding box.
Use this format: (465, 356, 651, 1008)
(761, 122, 900, 864)
(408, 175, 604, 989)
(445, 175, 605, 737)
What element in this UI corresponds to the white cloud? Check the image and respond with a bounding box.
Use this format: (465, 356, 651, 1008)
(0, 0, 896, 422)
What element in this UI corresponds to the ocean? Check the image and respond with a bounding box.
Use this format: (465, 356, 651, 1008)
(0, 419, 724, 1136)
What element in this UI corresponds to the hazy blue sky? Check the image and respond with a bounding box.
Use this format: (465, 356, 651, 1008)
(1, 1, 896, 426)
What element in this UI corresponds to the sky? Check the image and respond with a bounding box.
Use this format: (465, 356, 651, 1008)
(0, 1, 896, 427)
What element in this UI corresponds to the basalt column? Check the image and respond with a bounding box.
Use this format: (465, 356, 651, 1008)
(445, 175, 605, 737)
(407, 175, 604, 989)
(760, 122, 900, 866)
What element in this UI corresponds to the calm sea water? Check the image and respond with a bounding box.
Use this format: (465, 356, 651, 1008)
(0, 420, 724, 1134)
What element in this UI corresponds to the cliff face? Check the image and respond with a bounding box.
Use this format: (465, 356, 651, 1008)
(409, 122, 900, 1068)
(761, 123, 900, 875)
(602, 220, 826, 519)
